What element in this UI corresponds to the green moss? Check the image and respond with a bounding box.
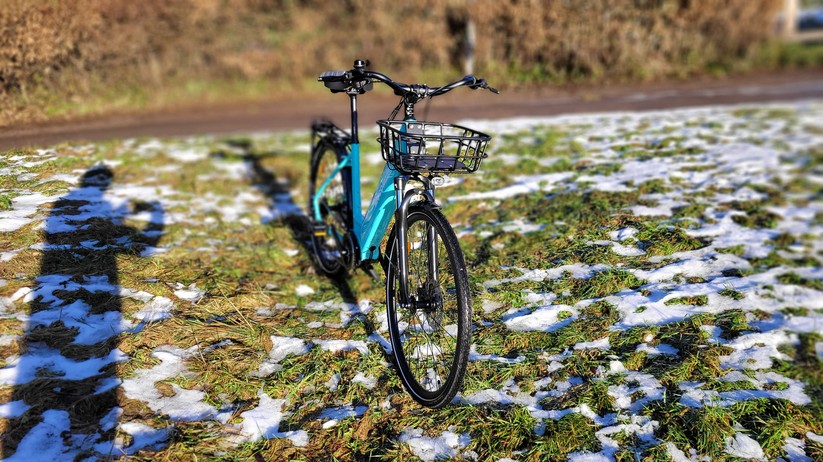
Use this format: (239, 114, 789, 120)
(635, 223, 706, 256)
(0, 193, 13, 210)
(636, 178, 670, 195)
(716, 244, 745, 257)
(777, 272, 823, 291)
(718, 287, 744, 301)
(664, 295, 708, 306)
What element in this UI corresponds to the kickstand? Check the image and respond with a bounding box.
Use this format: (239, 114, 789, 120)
(361, 263, 381, 282)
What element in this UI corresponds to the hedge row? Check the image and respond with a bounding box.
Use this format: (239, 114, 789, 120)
(0, 0, 782, 94)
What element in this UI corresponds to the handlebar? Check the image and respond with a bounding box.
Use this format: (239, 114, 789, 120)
(318, 59, 498, 101)
(369, 71, 499, 98)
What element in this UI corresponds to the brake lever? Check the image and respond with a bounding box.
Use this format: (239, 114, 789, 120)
(468, 78, 500, 94)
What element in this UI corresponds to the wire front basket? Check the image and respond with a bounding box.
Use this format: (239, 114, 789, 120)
(377, 120, 490, 174)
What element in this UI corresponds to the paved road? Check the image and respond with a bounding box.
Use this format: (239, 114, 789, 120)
(2, 68, 822, 151)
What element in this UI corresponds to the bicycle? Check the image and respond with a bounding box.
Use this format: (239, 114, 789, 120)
(308, 59, 497, 408)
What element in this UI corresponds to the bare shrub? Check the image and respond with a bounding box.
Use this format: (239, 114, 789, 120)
(468, 0, 783, 81)
(0, 0, 784, 97)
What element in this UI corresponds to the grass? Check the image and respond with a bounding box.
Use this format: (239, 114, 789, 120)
(0, 102, 822, 460)
(665, 295, 709, 306)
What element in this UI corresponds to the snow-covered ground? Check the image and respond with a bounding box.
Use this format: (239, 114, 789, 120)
(0, 101, 821, 460)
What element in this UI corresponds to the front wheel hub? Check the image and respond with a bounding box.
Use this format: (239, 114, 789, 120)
(415, 280, 443, 313)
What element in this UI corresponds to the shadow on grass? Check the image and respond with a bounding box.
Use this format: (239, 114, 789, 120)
(219, 141, 395, 391)
(227, 141, 359, 306)
(1, 165, 164, 458)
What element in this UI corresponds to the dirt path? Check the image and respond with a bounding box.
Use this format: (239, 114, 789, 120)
(2, 68, 823, 151)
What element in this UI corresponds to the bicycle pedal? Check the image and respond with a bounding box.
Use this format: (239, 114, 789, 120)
(311, 223, 328, 237)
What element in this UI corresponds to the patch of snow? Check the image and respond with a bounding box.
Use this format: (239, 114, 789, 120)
(318, 405, 367, 428)
(27, 299, 132, 345)
(666, 442, 711, 462)
(0, 192, 56, 232)
(173, 284, 204, 302)
(235, 390, 308, 446)
(268, 336, 312, 363)
(806, 432, 823, 444)
(99, 407, 123, 432)
(251, 361, 282, 377)
(500, 218, 546, 234)
(484, 263, 606, 288)
(636, 343, 679, 356)
(783, 437, 812, 462)
(0, 400, 30, 418)
(398, 428, 471, 462)
(481, 299, 503, 314)
(95, 422, 171, 456)
(325, 373, 341, 391)
(720, 331, 796, 370)
(0, 347, 126, 386)
(725, 433, 765, 461)
(121, 346, 230, 423)
(315, 339, 369, 355)
(133, 296, 175, 322)
(3, 410, 73, 461)
(295, 284, 315, 296)
(610, 241, 646, 256)
(610, 227, 638, 241)
(574, 337, 611, 350)
(469, 345, 526, 364)
(0, 249, 21, 262)
(352, 372, 377, 389)
(120, 288, 155, 302)
(503, 303, 575, 332)
(450, 172, 574, 201)
(166, 146, 209, 163)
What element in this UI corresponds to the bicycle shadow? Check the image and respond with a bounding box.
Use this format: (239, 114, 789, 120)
(222, 140, 360, 306)
(230, 144, 399, 425)
(235, 142, 394, 351)
(0, 165, 164, 458)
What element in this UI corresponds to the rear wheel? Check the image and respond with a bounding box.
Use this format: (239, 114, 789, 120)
(308, 142, 350, 276)
(385, 203, 471, 408)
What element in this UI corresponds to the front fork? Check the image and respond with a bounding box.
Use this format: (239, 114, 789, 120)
(393, 175, 438, 309)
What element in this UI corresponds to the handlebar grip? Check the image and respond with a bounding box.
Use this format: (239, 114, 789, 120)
(318, 70, 348, 82)
(319, 70, 349, 92)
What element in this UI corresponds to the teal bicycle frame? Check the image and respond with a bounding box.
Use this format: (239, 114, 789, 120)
(312, 141, 399, 262)
(311, 91, 419, 264)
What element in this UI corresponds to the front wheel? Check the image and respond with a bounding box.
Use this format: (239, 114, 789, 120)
(385, 203, 471, 408)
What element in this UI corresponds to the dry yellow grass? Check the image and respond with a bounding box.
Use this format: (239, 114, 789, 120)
(0, 0, 789, 124)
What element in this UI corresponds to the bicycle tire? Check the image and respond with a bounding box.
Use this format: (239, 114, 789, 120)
(385, 203, 471, 408)
(307, 141, 350, 276)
